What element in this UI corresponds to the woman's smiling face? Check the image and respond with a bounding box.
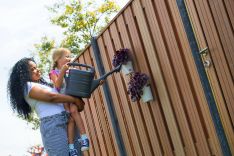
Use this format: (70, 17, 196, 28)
(28, 60, 41, 82)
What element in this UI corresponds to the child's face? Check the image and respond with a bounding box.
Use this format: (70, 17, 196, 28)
(28, 61, 41, 82)
(58, 51, 71, 66)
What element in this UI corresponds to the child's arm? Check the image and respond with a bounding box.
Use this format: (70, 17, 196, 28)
(50, 64, 69, 89)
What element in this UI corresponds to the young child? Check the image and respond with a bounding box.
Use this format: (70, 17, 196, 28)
(49, 48, 89, 155)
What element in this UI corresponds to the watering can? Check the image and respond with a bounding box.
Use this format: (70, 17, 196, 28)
(65, 62, 121, 98)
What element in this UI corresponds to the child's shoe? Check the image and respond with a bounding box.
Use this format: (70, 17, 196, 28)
(69, 148, 78, 156)
(78, 135, 89, 151)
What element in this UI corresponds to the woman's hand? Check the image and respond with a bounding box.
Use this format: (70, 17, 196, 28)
(99, 80, 105, 85)
(74, 98, 85, 112)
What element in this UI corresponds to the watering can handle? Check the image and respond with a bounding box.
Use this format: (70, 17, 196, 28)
(68, 62, 94, 71)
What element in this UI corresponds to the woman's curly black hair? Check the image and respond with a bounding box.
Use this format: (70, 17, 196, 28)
(7, 57, 51, 119)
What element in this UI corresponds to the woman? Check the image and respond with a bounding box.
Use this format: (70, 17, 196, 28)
(7, 57, 84, 156)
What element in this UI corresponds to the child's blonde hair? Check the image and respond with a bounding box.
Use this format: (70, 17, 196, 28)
(51, 48, 71, 69)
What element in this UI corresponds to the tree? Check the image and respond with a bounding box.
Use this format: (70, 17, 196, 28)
(49, 0, 119, 54)
(18, 113, 40, 130)
(34, 0, 119, 73)
(33, 36, 55, 75)
(27, 0, 120, 130)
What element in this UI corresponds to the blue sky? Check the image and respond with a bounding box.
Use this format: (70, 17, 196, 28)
(0, 0, 128, 155)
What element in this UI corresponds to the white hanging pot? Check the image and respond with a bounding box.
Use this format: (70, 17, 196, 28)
(141, 85, 153, 103)
(121, 61, 134, 75)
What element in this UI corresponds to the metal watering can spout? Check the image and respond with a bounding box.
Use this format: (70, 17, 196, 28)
(90, 64, 122, 93)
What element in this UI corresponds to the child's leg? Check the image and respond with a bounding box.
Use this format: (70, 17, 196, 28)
(67, 116, 75, 144)
(69, 103, 85, 134)
(70, 103, 89, 151)
(67, 108, 79, 156)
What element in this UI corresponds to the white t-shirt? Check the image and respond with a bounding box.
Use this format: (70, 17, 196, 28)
(24, 82, 65, 119)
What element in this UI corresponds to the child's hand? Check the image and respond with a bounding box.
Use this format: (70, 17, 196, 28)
(61, 63, 70, 72)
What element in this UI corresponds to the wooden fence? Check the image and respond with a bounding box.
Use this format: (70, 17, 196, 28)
(74, 0, 234, 155)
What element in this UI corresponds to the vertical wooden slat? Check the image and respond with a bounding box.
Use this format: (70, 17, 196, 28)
(89, 47, 118, 156)
(121, 7, 176, 155)
(213, 0, 234, 77)
(136, 0, 199, 155)
(118, 8, 175, 155)
(116, 14, 165, 155)
(110, 20, 157, 156)
(102, 29, 146, 155)
(74, 57, 92, 156)
(207, 0, 234, 119)
(223, 0, 234, 28)
(78, 55, 102, 156)
(168, 0, 223, 155)
(83, 50, 109, 156)
(195, 0, 234, 124)
(151, 0, 212, 155)
(191, 0, 234, 154)
(87, 95, 107, 156)
(131, 0, 185, 155)
(90, 47, 120, 156)
(97, 36, 136, 156)
(91, 89, 116, 156)
(184, 1, 231, 155)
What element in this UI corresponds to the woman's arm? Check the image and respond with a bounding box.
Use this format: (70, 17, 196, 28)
(29, 85, 83, 105)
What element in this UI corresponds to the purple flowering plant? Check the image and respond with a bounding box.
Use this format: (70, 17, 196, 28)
(127, 72, 149, 102)
(112, 48, 130, 67)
